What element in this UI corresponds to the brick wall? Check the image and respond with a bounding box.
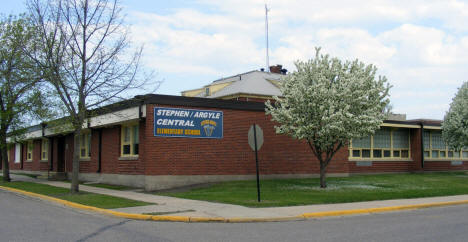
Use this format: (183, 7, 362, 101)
(349, 161, 414, 173)
(21, 140, 42, 171)
(144, 104, 349, 176)
(7, 145, 21, 170)
(7, 102, 467, 179)
(424, 161, 468, 171)
(79, 129, 99, 173)
(64, 135, 75, 172)
(99, 124, 145, 175)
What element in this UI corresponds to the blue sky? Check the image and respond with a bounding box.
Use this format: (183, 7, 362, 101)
(2, 0, 468, 120)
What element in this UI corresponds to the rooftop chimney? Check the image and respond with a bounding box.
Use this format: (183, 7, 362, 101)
(269, 64, 282, 74)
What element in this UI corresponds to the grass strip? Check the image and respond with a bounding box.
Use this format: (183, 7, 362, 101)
(61, 180, 135, 191)
(11, 172, 40, 179)
(0, 180, 153, 209)
(81, 183, 135, 191)
(158, 172, 468, 207)
(143, 209, 195, 215)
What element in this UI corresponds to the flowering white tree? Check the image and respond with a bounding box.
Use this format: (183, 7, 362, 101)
(442, 81, 468, 151)
(265, 48, 390, 188)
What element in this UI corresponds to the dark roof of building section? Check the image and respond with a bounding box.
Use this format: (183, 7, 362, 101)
(20, 94, 267, 135)
(75, 94, 447, 126)
(138, 94, 443, 126)
(137, 94, 265, 111)
(383, 119, 442, 126)
(406, 119, 442, 126)
(18, 94, 442, 136)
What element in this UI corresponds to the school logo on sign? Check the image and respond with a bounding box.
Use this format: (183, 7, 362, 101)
(201, 120, 217, 136)
(154, 107, 223, 139)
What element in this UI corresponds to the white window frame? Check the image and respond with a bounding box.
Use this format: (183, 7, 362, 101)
(26, 140, 33, 161)
(79, 131, 91, 159)
(121, 123, 139, 157)
(41, 139, 49, 161)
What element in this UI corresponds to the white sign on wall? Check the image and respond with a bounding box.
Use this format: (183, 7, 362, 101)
(15, 143, 21, 163)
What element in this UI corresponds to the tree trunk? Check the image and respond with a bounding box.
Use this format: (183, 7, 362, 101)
(320, 160, 327, 188)
(1, 131, 11, 182)
(70, 128, 81, 193)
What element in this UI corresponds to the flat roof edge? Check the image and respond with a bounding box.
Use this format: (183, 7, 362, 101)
(140, 94, 266, 111)
(383, 119, 441, 126)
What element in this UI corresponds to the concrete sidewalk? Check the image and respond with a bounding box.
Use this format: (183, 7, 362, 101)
(8, 174, 468, 221)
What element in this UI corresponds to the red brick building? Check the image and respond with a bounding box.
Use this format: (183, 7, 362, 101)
(4, 94, 468, 190)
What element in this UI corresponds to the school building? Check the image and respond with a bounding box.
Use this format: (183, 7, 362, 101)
(3, 67, 468, 190)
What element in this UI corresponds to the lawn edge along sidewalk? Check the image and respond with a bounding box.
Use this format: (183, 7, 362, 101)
(2, 185, 468, 223)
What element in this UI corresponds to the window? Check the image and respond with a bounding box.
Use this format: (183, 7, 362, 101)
(392, 129, 410, 158)
(27, 141, 33, 161)
(80, 132, 91, 158)
(463, 151, 468, 158)
(121, 123, 139, 157)
(423, 130, 467, 160)
(349, 128, 410, 159)
(41, 139, 49, 160)
(372, 128, 391, 158)
(351, 135, 371, 158)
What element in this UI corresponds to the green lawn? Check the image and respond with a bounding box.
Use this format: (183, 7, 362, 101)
(11, 172, 40, 179)
(158, 172, 468, 207)
(0, 180, 153, 209)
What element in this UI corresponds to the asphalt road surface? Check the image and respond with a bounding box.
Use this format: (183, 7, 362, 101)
(1, 189, 468, 242)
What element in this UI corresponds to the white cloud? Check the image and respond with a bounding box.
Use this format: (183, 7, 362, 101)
(123, 0, 468, 119)
(130, 11, 264, 76)
(378, 24, 468, 66)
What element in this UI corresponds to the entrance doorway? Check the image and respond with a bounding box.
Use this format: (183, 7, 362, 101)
(57, 137, 66, 172)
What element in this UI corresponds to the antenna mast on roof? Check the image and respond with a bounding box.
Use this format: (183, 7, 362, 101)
(265, 4, 270, 72)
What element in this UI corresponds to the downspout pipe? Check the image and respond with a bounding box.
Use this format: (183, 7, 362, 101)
(97, 129, 102, 173)
(420, 122, 424, 169)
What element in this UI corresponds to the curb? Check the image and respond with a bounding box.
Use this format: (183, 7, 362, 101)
(301, 200, 468, 218)
(2, 185, 468, 223)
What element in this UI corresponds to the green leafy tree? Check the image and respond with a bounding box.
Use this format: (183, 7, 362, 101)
(28, 0, 153, 193)
(0, 14, 49, 182)
(442, 81, 468, 151)
(266, 48, 390, 188)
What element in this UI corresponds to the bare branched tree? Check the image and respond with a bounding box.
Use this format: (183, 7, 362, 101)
(27, 0, 155, 193)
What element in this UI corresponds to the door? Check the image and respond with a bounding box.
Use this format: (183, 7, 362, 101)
(57, 137, 66, 172)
